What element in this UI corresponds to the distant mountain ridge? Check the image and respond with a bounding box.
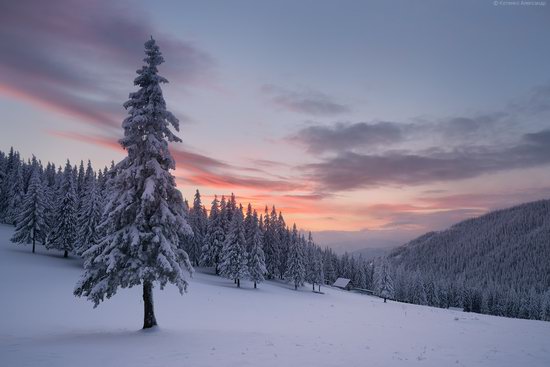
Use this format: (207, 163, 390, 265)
(351, 247, 393, 261)
(388, 199, 550, 292)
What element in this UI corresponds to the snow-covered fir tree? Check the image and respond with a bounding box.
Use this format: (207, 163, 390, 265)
(263, 206, 280, 279)
(312, 249, 324, 291)
(375, 259, 394, 302)
(5, 158, 24, 225)
(219, 207, 248, 287)
(304, 233, 324, 292)
(200, 195, 224, 273)
(244, 203, 254, 253)
(247, 210, 266, 288)
(74, 37, 193, 329)
(75, 179, 102, 256)
(188, 189, 207, 266)
(10, 168, 49, 253)
(276, 211, 288, 279)
(46, 160, 77, 258)
(305, 232, 317, 290)
(76, 160, 85, 198)
(284, 224, 306, 290)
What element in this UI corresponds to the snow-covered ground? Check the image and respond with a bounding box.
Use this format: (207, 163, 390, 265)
(0, 224, 549, 367)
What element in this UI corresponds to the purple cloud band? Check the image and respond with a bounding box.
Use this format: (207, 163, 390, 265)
(0, 0, 214, 130)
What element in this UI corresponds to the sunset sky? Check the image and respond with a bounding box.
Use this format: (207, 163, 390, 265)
(1, 0, 549, 251)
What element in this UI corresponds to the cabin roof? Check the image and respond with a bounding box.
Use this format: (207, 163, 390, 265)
(333, 278, 351, 288)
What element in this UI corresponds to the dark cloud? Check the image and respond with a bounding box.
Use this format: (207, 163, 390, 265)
(262, 84, 350, 116)
(288, 113, 510, 154)
(304, 129, 550, 191)
(290, 121, 403, 153)
(0, 0, 214, 129)
(440, 113, 505, 138)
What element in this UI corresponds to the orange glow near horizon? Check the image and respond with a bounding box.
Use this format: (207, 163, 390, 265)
(42, 126, 500, 234)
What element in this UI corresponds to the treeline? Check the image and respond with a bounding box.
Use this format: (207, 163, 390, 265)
(0, 147, 377, 292)
(0, 147, 391, 294)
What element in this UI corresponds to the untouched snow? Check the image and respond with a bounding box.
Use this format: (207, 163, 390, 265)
(0, 224, 548, 367)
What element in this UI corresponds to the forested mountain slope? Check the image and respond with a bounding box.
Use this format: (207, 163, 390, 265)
(389, 199, 550, 293)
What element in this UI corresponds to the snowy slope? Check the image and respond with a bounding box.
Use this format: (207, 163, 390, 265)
(0, 224, 549, 367)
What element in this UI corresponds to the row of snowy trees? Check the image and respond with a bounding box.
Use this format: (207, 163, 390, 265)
(0, 147, 329, 291)
(389, 265, 550, 321)
(187, 190, 325, 290)
(0, 149, 108, 257)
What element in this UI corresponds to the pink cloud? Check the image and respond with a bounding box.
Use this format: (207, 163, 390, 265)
(0, 0, 214, 130)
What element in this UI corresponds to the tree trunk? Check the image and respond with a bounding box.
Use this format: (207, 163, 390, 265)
(32, 237, 35, 254)
(318, 285, 321, 292)
(384, 297, 387, 303)
(63, 250, 68, 258)
(237, 279, 240, 288)
(294, 283, 298, 290)
(254, 281, 257, 289)
(312, 283, 315, 291)
(143, 281, 157, 329)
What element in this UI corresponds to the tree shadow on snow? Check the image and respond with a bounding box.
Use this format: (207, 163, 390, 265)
(3, 244, 84, 269)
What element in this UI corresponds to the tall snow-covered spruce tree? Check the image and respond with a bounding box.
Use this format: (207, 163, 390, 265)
(219, 208, 249, 287)
(247, 209, 266, 289)
(11, 168, 49, 253)
(375, 258, 394, 303)
(284, 224, 306, 290)
(46, 160, 77, 258)
(74, 37, 194, 329)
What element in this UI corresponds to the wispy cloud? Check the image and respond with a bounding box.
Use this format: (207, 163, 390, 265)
(0, 0, 214, 130)
(289, 114, 507, 155)
(261, 84, 350, 116)
(49, 130, 305, 193)
(289, 121, 404, 153)
(304, 129, 550, 191)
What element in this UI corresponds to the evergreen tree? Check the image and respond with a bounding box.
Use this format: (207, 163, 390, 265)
(201, 195, 224, 274)
(276, 211, 288, 279)
(75, 180, 102, 256)
(263, 206, 279, 278)
(219, 208, 248, 287)
(244, 203, 254, 253)
(323, 248, 336, 285)
(247, 210, 266, 288)
(74, 38, 193, 329)
(0, 148, 17, 223)
(305, 232, 317, 290)
(46, 160, 77, 258)
(76, 160, 85, 197)
(375, 259, 394, 302)
(353, 256, 367, 289)
(312, 249, 324, 291)
(75, 161, 99, 255)
(5, 158, 24, 225)
(10, 168, 49, 253)
(284, 224, 306, 290)
(189, 189, 207, 266)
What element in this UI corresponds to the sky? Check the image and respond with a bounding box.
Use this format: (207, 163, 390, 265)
(1, 0, 549, 252)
